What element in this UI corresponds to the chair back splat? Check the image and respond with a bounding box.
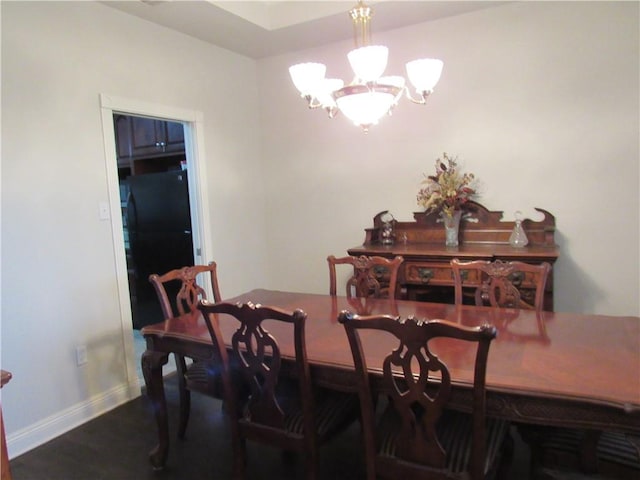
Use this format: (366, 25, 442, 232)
(328, 255, 403, 299)
(199, 301, 359, 480)
(451, 258, 551, 310)
(149, 262, 222, 319)
(339, 310, 510, 480)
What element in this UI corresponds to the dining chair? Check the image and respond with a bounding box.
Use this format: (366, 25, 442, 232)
(327, 254, 404, 299)
(451, 259, 640, 477)
(148, 262, 224, 439)
(198, 300, 359, 480)
(451, 258, 551, 310)
(338, 310, 511, 480)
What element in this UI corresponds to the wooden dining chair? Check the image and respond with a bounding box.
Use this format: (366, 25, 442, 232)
(148, 262, 223, 439)
(338, 310, 511, 480)
(451, 258, 551, 310)
(451, 259, 640, 477)
(327, 254, 404, 299)
(198, 301, 359, 480)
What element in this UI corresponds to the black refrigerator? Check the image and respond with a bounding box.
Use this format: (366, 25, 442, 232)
(126, 170, 194, 323)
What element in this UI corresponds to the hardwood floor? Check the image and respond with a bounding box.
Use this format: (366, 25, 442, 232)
(10, 374, 535, 480)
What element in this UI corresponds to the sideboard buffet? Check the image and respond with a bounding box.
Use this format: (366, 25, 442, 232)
(347, 202, 560, 311)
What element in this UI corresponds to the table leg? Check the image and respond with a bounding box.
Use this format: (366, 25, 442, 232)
(141, 349, 169, 469)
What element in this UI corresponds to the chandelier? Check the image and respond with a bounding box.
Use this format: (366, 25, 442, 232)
(289, 1, 443, 132)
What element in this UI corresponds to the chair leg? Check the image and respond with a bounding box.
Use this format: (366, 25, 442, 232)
(517, 424, 546, 479)
(304, 450, 318, 480)
(175, 354, 190, 439)
(231, 437, 246, 480)
(495, 429, 515, 480)
(281, 449, 296, 465)
(579, 430, 602, 473)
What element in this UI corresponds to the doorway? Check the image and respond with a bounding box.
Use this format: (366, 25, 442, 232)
(100, 94, 213, 390)
(115, 114, 194, 329)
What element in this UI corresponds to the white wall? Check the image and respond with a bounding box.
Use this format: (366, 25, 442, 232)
(1, 0, 638, 460)
(259, 1, 639, 316)
(1, 1, 268, 456)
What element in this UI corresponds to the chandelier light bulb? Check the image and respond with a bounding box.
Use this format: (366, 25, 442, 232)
(289, 62, 326, 97)
(347, 45, 388, 82)
(406, 58, 444, 95)
(335, 89, 395, 130)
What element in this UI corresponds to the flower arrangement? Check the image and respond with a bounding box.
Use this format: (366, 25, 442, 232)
(416, 153, 477, 218)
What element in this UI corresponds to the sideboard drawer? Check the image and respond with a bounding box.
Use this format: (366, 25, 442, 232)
(404, 261, 545, 289)
(404, 262, 479, 286)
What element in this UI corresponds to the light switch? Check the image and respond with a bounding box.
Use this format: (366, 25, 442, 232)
(99, 201, 110, 220)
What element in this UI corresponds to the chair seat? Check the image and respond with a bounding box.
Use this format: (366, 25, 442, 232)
(539, 428, 640, 475)
(379, 409, 510, 475)
(284, 388, 360, 440)
(184, 358, 249, 405)
(183, 360, 224, 395)
(239, 382, 359, 441)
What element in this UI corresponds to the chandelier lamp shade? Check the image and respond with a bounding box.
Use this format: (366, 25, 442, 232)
(288, 1, 443, 132)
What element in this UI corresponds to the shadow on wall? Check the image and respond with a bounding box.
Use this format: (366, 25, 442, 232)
(553, 230, 604, 314)
(80, 331, 131, 397)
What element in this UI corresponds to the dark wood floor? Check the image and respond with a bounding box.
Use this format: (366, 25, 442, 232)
(10, 374, 537, 480)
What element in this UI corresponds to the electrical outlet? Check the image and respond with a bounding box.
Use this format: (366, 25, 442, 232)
(76, 345, 87, 366)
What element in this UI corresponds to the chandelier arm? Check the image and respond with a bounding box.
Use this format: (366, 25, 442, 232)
(403, 88, 433, 105)
(303, 95, 324, 109)
(326, 106, 339, 119)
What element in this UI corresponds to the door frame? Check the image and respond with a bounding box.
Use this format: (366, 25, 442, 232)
(99, 94, 213, 394)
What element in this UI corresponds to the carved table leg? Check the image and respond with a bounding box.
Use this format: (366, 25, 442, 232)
(141, 349, 169, 470)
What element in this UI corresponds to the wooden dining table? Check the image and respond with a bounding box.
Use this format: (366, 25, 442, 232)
(141, 289, 640, 469)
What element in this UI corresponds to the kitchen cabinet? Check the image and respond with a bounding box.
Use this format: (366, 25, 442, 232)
(129, 116, 184, 157)
(114, 114, 185, 165)
(114, 115, 133, 169)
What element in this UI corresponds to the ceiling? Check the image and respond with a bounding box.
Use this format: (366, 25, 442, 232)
(103, 1, 508, 59)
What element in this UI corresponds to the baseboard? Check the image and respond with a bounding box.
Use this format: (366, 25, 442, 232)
(6, 378, 141, 459)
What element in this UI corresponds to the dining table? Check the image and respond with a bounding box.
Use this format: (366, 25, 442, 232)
(140, 289, 640, 469)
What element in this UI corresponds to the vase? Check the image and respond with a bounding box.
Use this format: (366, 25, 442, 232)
(509, 211, 529, 247)
(443, 210, 462, 247)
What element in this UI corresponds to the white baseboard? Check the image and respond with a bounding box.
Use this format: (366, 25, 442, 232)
(7, 378, 141, 459)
